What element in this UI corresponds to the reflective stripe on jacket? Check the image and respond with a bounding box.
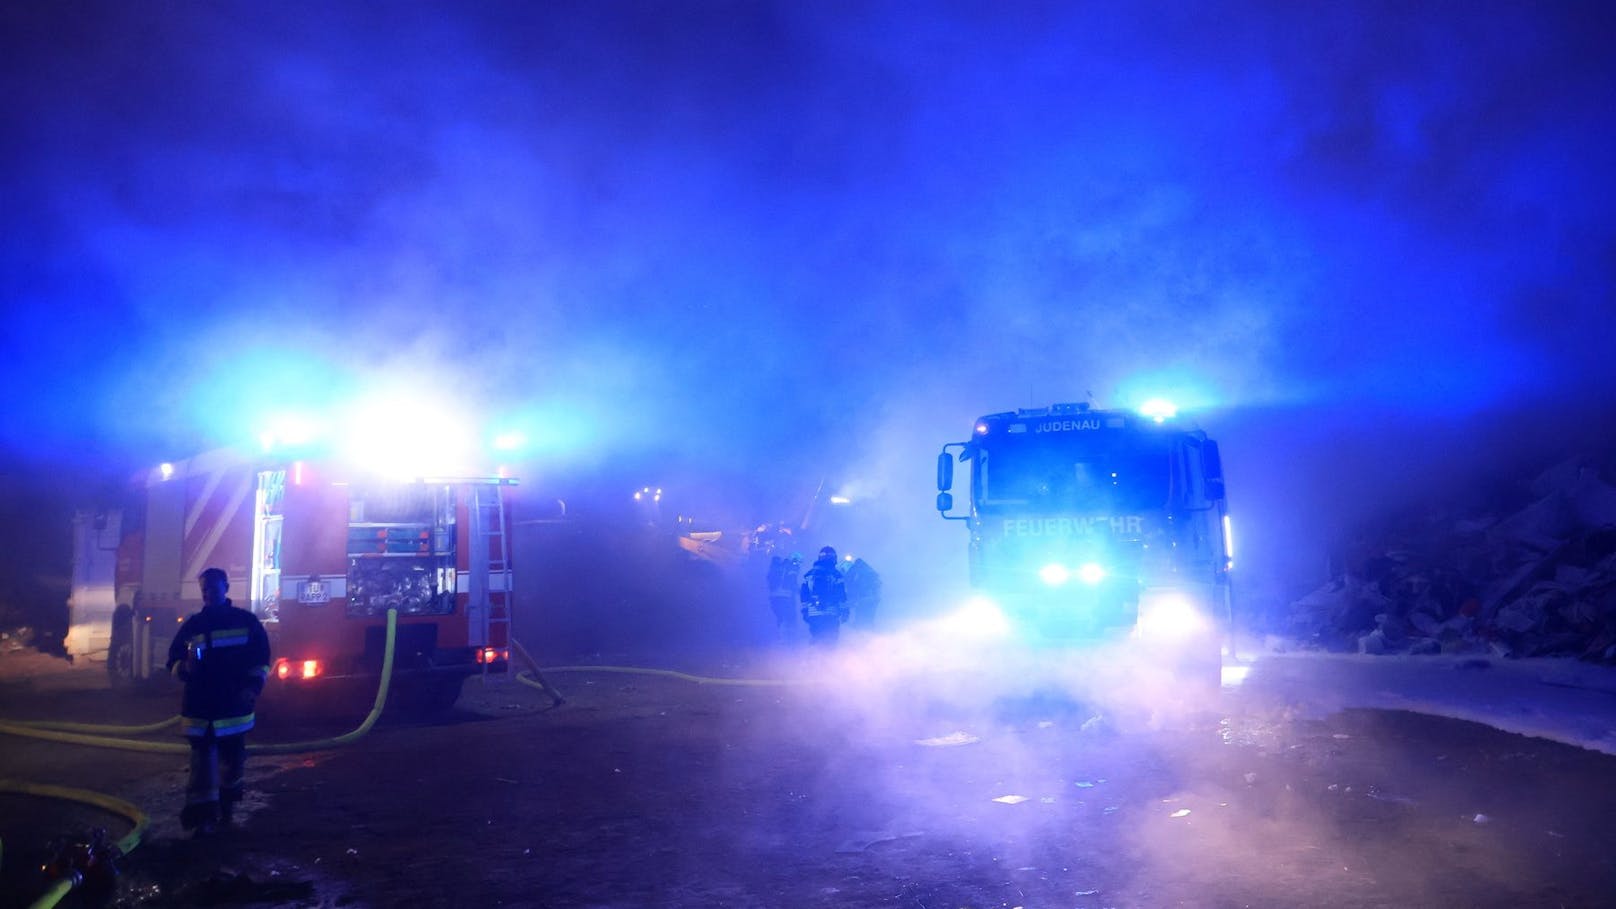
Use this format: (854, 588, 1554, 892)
(167, 599, 271, 738)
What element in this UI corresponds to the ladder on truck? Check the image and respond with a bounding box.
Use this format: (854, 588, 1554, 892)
(470, 481, 514, 681)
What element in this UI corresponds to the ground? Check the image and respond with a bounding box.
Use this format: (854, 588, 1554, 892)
(3, 639, 1616, 908)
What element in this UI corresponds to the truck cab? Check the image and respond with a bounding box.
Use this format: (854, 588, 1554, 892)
(937, 402, 1231, 660)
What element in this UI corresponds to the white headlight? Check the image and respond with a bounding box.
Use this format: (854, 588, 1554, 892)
(1137, 592, 1208, 638)
(1039, 564, 1070, 586)
(1077, 562, 1106, 585)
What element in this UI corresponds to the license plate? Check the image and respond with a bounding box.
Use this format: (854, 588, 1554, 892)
(299, 580, 330, 604)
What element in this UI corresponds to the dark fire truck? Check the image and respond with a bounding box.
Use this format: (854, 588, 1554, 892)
(936, 402, 1231, 662)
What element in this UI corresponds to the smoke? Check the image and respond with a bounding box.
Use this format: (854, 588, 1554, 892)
(3, 1, 1614, 621)
(5, 2, 1612, 435)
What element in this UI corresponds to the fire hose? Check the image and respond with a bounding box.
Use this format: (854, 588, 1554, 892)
(0, 779, 148, 909)
(0, 608, 399, 755)
(505, 633, 811, 692)
(0, 609, 399, 906)
(1, 615, 803, 905)
(527, 663, 812, 687)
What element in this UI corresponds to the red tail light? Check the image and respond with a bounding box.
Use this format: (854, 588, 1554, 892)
(475, 647, 508, 664)
(273, 658, 323, 680)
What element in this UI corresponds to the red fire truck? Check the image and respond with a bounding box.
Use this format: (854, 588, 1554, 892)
(107, 448, 514, 712)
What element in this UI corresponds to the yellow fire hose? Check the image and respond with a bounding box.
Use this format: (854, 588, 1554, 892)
(510, 638, 565, 704)
(13, 716, 180, 735)
(533, 663, 812, 687)
(0, 615, 808, 904)
(0, 610, 398, 906)
(0, 779, 148, 909)
(0, 609, 398, 756)
(507, 635, 810, 691)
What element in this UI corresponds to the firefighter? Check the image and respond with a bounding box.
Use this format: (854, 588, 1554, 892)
(766, 552, 802, 642)
(799, 546, 848, 646)
(842, 556, 882, 629)
(167, 567, 271, 836)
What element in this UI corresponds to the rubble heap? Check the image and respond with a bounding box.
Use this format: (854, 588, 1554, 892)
(1289, 456, 1616, 662)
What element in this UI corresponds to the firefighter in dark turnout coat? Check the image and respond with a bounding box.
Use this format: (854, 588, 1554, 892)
(799, 546, 848, 646)
(167, 567, 271, 834)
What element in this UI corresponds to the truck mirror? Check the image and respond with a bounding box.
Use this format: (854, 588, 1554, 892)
(1203, 441, 1226, 501)
(936, 452, 954, 491)
(936, 492, 954, 513)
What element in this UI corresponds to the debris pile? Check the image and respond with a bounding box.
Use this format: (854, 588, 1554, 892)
(1289, 456, 1616, 662)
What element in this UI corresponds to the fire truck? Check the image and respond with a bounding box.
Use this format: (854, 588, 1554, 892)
(936, 401, 1231, 663)
(106, 448, 514, 712)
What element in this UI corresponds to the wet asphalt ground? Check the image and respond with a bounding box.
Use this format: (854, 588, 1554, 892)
(3, 648, 1615, 908)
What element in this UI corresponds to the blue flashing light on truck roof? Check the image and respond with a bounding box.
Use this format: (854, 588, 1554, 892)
(1138, 398, 1179, 422)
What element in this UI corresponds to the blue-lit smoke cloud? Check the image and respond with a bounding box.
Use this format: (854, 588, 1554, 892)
(3, 1, 1613, 603)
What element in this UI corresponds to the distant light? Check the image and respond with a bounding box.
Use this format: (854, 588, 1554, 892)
(1139, 398, 1178, 423)
(829, 495, 852, 506)
(292, 461, 305, 486)
(159, 463, 174, 481)
(492, 431, 526, 451)
(1223, 514, 1234, 569)
(974, 422, 989, 435)
(1221, 664, 1250, 688)
(1077, 562, 1106, 585)
(1039, 564, 1070, 586)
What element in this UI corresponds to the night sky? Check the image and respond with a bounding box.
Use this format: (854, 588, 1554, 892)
(3, 1, 1614, 601)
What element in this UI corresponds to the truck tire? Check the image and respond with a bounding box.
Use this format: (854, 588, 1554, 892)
(107, 605, 135, 686)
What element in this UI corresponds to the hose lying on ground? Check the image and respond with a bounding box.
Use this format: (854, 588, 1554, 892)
(0, 611, 401, 906)
(510, 638, 565, 705)
(14, 716, 180, 735)
(0, 779, 148, 909)
(0, 609, 398, 756)
(534, 663, 814, 688)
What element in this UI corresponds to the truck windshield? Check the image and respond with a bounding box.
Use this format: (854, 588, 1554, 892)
(976, 432, 1172, 512)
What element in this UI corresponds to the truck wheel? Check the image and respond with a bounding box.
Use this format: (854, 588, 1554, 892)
(107, 606, 135, 686)
(107, 639, 135, 685)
